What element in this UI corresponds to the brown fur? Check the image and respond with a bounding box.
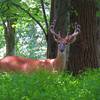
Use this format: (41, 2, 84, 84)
(0, 55, 64, 72)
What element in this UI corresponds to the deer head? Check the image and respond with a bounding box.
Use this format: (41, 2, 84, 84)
(50, 20, 80, 53)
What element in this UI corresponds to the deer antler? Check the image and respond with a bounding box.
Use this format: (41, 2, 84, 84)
(50, 19, 61, 40)
(72, 22, 81, 36)
(50, 19, 81, 44)
(65, 23, 81, 43)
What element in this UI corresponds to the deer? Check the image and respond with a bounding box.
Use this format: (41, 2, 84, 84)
(0, 19, 80, 73)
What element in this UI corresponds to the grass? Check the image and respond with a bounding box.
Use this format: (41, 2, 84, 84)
(0, 68, 100, 100)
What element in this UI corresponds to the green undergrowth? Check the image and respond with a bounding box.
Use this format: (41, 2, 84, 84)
(0, 68, 100, 100)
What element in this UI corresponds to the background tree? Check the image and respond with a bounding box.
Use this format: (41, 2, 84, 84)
(3, 18, 16, 56)
(0, 0, 18, 55)
(47, 0, 57, 58)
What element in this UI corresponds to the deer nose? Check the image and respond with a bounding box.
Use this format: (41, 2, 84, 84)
(60, 49, 64, 52)
(58, 43, 65, 52)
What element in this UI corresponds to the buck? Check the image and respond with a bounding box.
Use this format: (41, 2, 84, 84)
(0, 20, 80, 73)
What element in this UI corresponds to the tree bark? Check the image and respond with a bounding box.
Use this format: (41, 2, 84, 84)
(3, 18, 16, 56)
(68, 0, 98, 74)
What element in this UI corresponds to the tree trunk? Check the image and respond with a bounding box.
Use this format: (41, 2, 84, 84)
(96, 17, 100, 66)
(47, 0, 57, 58)
(68, 0, 98, 74)
(47, 0, 70, 59)
(3, 18, 16, 56)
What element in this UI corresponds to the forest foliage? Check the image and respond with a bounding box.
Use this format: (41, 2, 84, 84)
(0, 0, 50, 58)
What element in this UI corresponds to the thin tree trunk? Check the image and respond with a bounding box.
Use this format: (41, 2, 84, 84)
(47, 0, 57, 58)
(3, 18, 16, 56)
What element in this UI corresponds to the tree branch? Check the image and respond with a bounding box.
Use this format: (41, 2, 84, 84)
(40, 0, 49, 31)
(11, 2, 47, 41)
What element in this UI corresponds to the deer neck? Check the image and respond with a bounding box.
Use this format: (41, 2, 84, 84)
(56, 45, 68, 70)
